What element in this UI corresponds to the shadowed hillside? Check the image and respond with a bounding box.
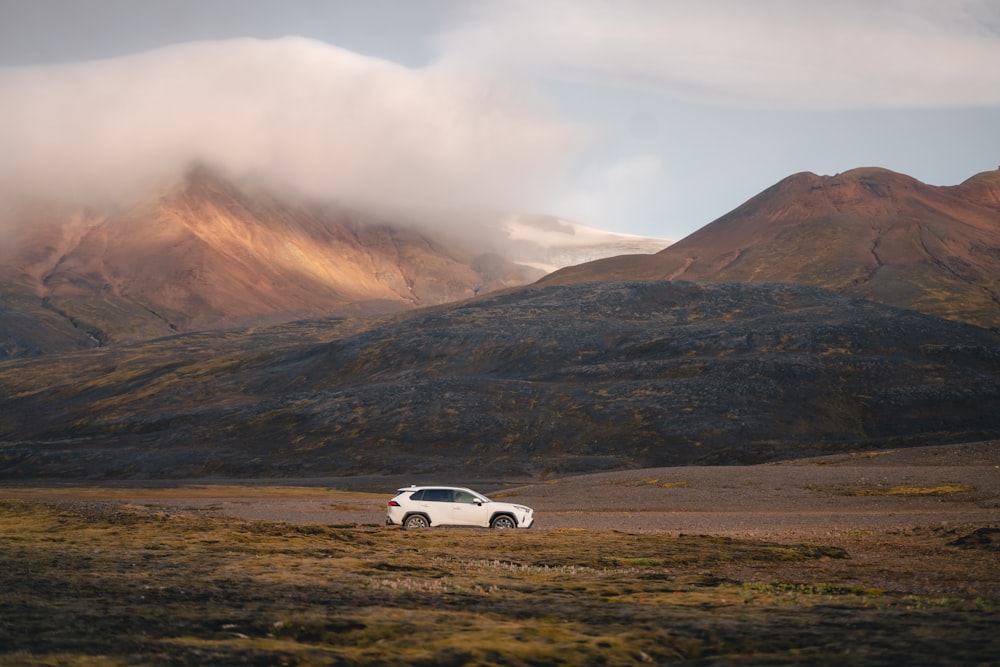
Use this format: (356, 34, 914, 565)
(1, 281, 997, 480)
(542, 168, 1000, 330)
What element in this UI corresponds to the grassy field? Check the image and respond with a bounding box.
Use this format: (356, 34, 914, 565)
(1, 496, 997, 666)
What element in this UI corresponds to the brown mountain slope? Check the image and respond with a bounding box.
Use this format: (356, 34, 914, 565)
(542, 167, 1000, 329)
(0, 168, 541, 355)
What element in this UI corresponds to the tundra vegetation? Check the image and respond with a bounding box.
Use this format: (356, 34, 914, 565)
(1, 491, 997, 666)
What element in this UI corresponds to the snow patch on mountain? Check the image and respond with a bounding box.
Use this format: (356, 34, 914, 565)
(496, 214, 672, 273)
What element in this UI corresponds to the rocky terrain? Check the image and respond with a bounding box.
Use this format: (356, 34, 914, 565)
(1, 280, 997, 480)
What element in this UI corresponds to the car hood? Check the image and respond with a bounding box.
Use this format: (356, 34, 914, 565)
(491, 501, 532, 512)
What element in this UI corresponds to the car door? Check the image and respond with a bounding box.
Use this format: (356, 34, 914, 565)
(450, 490, 489, 527)
(419, 488, 454, 525)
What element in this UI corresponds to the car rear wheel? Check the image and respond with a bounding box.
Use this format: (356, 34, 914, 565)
(404, 514, 430, 529)
(490, 515, 516, 529)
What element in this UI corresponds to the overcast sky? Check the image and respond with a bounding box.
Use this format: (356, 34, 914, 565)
(1, 0, 998, 240)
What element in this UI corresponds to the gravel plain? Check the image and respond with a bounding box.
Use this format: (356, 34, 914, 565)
(11, 441, 993, 544)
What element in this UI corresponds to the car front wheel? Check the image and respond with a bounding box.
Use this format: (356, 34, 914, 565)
(404, 514, 430, 529)
(490, 515, 516, 529)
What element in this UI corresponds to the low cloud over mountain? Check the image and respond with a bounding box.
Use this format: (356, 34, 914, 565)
(0, 37, 584, 217)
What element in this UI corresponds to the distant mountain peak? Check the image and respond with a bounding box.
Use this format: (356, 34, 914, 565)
(953, 167, 1000, 210)
(542, 167, 1000, 330)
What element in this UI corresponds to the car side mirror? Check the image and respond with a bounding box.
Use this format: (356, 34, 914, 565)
(473, 499, 483, 505)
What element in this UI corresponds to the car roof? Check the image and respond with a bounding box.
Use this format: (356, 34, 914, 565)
(396, 485, 479, 493)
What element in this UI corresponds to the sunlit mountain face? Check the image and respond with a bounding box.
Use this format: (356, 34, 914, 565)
(0, 166, 669, 359)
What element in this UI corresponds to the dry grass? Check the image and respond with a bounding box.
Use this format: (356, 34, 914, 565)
(1, 485, 383, 500)
(850, 484, 976, 497)
(1, 496, 997, 666)
(602, 477, 689, 489)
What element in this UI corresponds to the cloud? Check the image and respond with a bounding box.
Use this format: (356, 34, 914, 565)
(434, 0, 1000, 109)
(0, 37, 586, 213)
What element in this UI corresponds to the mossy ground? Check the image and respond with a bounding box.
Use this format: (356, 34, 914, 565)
(1, 496, 996, 666)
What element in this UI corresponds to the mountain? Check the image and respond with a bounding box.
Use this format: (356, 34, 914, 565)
(1, 280, 997, 480)
(0, 167, 538, 355)
(541, 168, 1000, 330)
(0, 167, 668, 359)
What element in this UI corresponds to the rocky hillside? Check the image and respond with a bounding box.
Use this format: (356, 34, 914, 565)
(1, 280, 997, 480)
(542, 168, 1000, 330)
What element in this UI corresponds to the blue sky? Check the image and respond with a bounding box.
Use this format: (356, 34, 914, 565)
(1, 0, 998, 240)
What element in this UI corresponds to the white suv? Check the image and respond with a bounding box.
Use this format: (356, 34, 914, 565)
(386, 485, 534, 529)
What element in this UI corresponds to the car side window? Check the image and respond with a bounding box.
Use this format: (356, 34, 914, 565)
(408, 490, 425, 501)
(424, 489, 453, 502)
(453, 491, 477, 504)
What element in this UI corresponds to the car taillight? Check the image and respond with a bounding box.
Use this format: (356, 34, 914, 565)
(388, 500, 400, 506)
